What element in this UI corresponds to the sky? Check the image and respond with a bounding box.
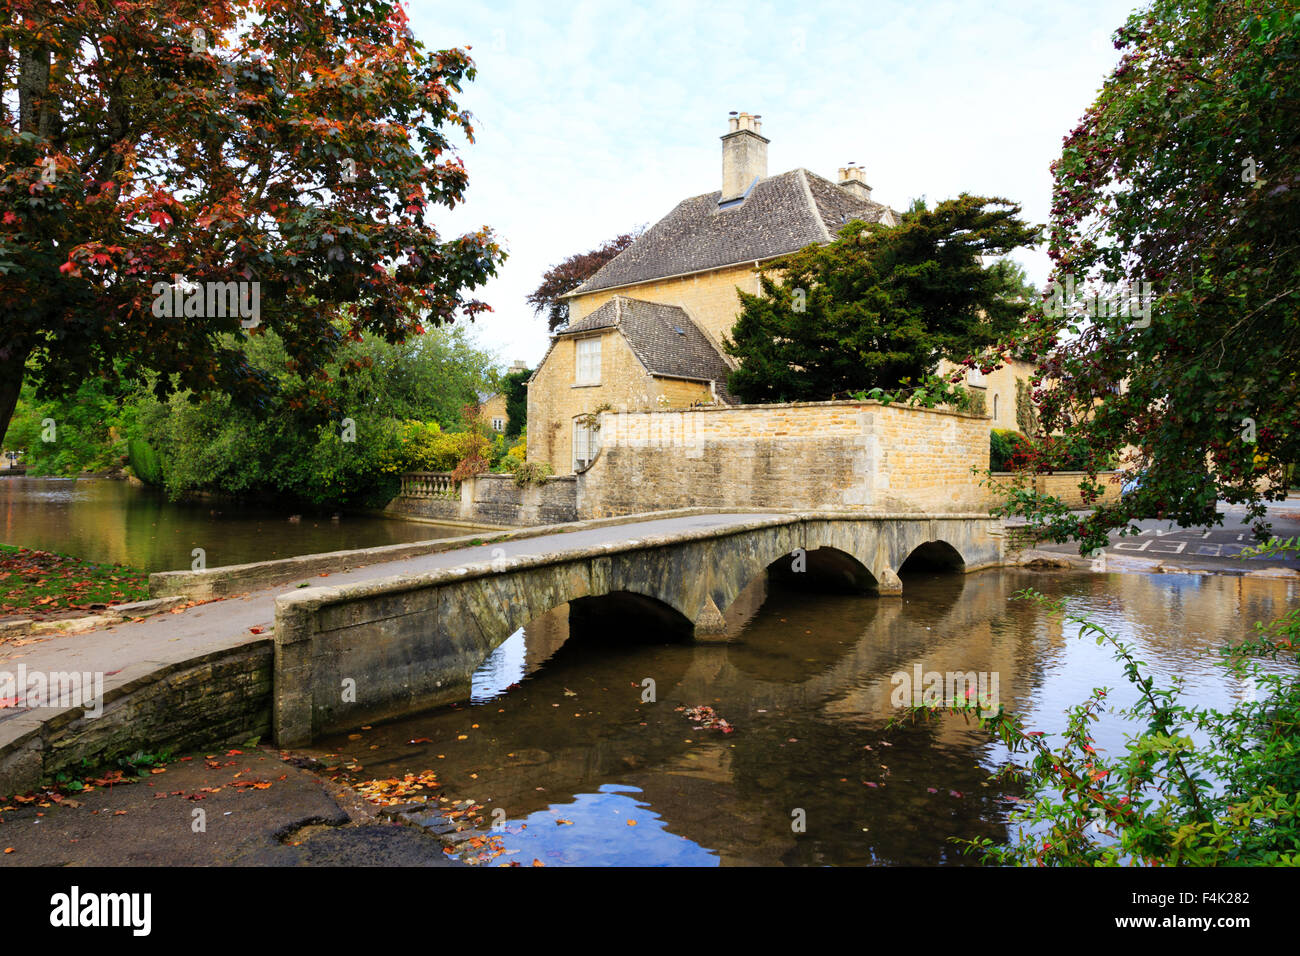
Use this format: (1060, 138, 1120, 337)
(405, 0, 1142, 370)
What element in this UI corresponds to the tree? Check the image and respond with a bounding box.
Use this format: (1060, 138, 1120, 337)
(4, 370, 138, 474)
(0, 0, 504, 443)
(526, 228, 641, 331)
(138, 322, 497, 507)
(722, 196, 1040, 403)
(500, 364, 529, 439)
(1010, 0, 1300, 552)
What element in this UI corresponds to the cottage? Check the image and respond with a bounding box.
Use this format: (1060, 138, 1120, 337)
(527, 112, 1032, 474)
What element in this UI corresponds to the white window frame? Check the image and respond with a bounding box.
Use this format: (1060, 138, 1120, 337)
(575, 336, 601, 385)
(491, 417, 505, 432)
(573, 420, 601, 472)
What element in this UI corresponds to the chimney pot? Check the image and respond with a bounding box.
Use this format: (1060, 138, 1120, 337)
(720, 111, 769, 202)
(837, 164, 872, 201)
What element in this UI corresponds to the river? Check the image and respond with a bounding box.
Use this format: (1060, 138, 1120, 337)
(308, 564, 1298, 866)
(0, 476, 469, 572)
(6, 476, 1294, 865)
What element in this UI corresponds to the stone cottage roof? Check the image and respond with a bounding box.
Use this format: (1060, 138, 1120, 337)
(567, 168, 897, 297)
(558, 296, 735, 402)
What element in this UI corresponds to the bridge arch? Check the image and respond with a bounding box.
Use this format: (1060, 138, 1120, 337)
(765, 546, 879, 593)
(566, 590, 695, 643)
(899, 540, 967, 575)
(466, 566, 699, 664)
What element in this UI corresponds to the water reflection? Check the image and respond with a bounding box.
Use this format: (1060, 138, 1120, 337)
(315, 568, 1299, 866)
(0, 477, 469, 571)
(498, 784, 719, 867)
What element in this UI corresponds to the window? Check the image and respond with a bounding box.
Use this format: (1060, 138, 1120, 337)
(992, 394, 999, 421)
(573, 420, 600, 472)
(491, 417, 505, 432)
(575, 336, 601, 384)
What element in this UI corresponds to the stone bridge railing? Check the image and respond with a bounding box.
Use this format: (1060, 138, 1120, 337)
(399, 471, 459, 499)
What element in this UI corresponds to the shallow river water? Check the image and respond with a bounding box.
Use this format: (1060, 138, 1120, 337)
(311, 566, 1298, 866)
(0, 477, 466, 572)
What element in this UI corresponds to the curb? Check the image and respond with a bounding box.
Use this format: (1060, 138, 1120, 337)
(0, 596, 191, 641)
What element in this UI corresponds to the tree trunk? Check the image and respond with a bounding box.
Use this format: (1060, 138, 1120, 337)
(17, 42, 54, 138)
(0, 346, 30, 448)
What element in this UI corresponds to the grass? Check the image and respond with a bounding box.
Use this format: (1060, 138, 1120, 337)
(0, 543, 150, 618)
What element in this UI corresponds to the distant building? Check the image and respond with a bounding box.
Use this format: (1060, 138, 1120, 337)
(476, 360, 529, 434)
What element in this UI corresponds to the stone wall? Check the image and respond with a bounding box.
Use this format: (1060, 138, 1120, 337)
(1, 642, 271, 796)
(988, 470, 1123, 507)
(576, 400, 991, 517)
(386, 473, 578, 528)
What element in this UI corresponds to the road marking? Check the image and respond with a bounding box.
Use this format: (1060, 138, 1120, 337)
(1148, 540, 1187, 554)
(1112, 540, 1151, 551)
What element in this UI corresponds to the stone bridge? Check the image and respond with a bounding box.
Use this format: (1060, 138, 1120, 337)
(274, 511, 1003, 745)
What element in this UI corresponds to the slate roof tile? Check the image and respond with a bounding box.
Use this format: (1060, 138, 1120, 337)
(569, 168, 897, 296)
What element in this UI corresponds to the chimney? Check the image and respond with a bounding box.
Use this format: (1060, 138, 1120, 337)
(837, 164, 872, 201)
(721, 111, 769, 202)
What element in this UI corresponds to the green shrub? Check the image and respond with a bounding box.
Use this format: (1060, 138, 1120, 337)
(127, 439, 164, 486)
(897, 574, 1300, 866)
(509, 460, 553, 486)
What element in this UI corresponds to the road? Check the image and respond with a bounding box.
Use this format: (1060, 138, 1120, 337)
(1031, 498, 1300, 572)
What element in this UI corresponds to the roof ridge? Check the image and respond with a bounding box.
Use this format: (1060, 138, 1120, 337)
(795, 168, 833, 243)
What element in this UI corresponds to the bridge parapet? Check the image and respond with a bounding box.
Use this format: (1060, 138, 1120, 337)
(577, 400, 991, 518)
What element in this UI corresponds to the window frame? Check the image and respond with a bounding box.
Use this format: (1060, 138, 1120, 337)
(573, 419, 601, 472)
(574, 335, 602, 386)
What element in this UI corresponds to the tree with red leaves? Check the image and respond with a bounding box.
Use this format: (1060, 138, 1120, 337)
(0, 0, 504, 441)
(526, 228, 641, 331)
(1009, 0, 1299, 553)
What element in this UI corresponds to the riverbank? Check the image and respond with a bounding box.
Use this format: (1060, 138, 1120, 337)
(0, 544, 150, 623)
(0, 744, 464, 866)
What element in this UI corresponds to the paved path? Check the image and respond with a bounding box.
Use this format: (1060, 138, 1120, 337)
(0, 513, 778, 745)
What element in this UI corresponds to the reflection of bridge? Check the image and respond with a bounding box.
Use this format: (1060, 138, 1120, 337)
(275, 510, 1003, 745)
